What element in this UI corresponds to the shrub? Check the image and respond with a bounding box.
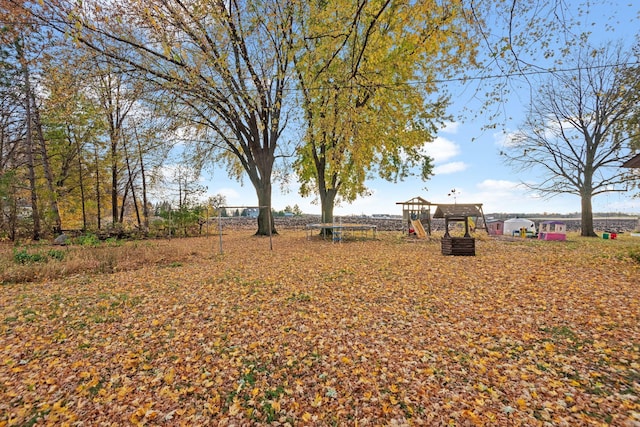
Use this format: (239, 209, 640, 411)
(12, 248, 65, 264)
(75, 233, 100, 247)
(13, 248, 47, 264)
(629, 248, 640, 264)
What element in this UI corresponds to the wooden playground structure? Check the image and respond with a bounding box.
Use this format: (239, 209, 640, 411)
(396, 196, 489, 256)
(396, 196, 434, 238)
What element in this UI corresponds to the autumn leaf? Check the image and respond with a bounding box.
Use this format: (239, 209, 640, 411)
(0, 231, 639, 425)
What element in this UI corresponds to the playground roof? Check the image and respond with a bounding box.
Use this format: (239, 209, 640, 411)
(622, 153, 640, 168)
(433, 204, 483, 219)
(395, 196, 433, 206)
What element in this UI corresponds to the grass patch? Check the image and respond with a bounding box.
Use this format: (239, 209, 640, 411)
(0, 237, 209, 284)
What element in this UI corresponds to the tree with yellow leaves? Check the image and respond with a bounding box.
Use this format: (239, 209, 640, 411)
(292, 0, 477, 223)
(32, 0, 298, 235)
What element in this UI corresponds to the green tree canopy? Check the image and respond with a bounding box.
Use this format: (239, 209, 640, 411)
(292, 0, 477, 222)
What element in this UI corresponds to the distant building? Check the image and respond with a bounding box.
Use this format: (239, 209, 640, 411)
(371, 214, 391, 219)
(244, 208, 259, 218)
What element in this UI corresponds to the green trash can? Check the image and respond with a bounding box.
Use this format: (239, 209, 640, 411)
(603, 233, 609, 239)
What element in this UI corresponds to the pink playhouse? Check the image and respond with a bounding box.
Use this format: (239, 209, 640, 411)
(538, 220, 566, 241)
(486, 219, 504, 236)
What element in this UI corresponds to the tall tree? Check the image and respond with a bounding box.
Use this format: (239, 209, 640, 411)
(130, 119, 153, 233)
(38, 36, 175, 234)
(0, 1, 94, 237)
(28, 68, 63, 235)
(39, 54, 106, 232)
(458, 1, 639, 129)
(126, 111, 177, 234)
(18, 38, 41, 240)
(86, 59, 141, 228)
(0, 39, 22, 240)
(2, 2, 65, 238)
(35, 0, 297, 235)
(293, 0, 475, 223)
(502, 45, 639, 236)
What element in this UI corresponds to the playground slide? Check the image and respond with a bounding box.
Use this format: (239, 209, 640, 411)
(411, 219, 427, 238)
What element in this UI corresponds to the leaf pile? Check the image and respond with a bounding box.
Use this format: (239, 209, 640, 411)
(1, 232, 639, 425)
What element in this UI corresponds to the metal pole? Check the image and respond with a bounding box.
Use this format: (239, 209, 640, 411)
(218, 210, 223, 254)
(268, 205, 273, 251)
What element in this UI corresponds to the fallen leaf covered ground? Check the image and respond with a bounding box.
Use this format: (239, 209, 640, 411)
(1, 231, 639, 426)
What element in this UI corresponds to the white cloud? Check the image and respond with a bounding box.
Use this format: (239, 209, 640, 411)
(493, 130, 518, 148)
(440, 121, 460, 134)
(476, 179, 524, 192)
(155, 164, 177, 181)
(422, 136, 461, 163)
(172, 125, 202, 146)
(469, 179, 557, 213)
(433, 161, 467, 175)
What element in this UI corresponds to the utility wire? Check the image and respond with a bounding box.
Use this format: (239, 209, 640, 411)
(289, 61, 640, 93)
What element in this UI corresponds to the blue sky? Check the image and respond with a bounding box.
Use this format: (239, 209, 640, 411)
(205, 118, 637, 216)
(201, 2, 640, 217)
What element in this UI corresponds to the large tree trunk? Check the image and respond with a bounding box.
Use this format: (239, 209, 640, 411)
(118, 179, 129, 224)
(320, 188, 338, 224)
(26, 120, 40, 240)
(248, 144, 277, 236)
(580, 192, 597, 237)
(256, 182, 275, 236)
(7, 184, 18, 241)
